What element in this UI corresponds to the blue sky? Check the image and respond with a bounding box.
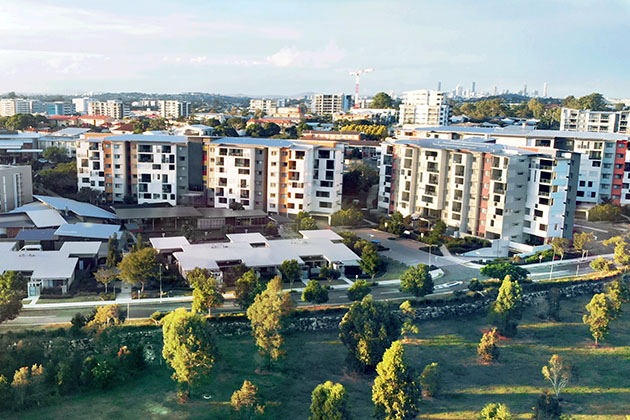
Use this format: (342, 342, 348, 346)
(1, 0, 629, 98)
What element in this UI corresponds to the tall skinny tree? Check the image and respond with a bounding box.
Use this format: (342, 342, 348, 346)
(583, 293, 614, 345)
(0, 271, 26, 325)
(231, 380, 264, 419)
(372, 341, 420, 420)
(542, 354, 570, 398)
(106, 233, 121, 269)
(162, 308, 216, 401)
(489, 275, 523, 337)
(359, 247, 380, 281)
(309, 381, 351, 420)
(246, 276, 295, 365)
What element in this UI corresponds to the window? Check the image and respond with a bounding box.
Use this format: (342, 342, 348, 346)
(319, 201, 332, 208)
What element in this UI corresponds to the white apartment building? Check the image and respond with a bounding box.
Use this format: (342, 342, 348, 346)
(72, 97, 96, 114)
(0, 99, 31, 116)
(379, 137, 579, 244)
(76, 134, 191, 205)
(158, 100, 192, 119)
(249, 99, 286, 114)
(203, 138, 344, 216)
(0, 165, 33, 213)
(399, 90, 451, 127)
(560, 108, 630, 134)
(88, 100, 130, 119)
(311, 94, 353, 115)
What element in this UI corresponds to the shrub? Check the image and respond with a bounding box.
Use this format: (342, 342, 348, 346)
(419, 362, 441, 398)
(70, 313, 87, 329)
(478, 328, 500, 362)
(468, 278, 484, 292)
(532, 391, 562, 420)
(347, 279, 371, 301)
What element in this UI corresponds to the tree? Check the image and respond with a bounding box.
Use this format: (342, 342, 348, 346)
(300, 216, 318, 230)
(262, 222, 278, 236)
(347, 279, 371, 301)
(588, 203, 620, 222)
(420, 362, 441, 398)
(424, 220, 446, 245)
(331, 208, 364, 227)
(478, 328, 500, 362)
(583, 293, 614, 345)
(469, 278, 484, 292)
(550, 237, 569, 259)
(302, 280, 329, 304)
(606, 276, 630, 317)
(87, 304, 126, 328)
(231, 380, 264, 419)
(339, 294, 400, 371)
(590, 257, 615, 273)
(188, 268, 224, 315)
(573, 231, 594, 253)
(279, 259, 301, 290)
(400, 264, 434, 297)
(480, 263, 529, 283)
(532, 391, 562, 420)
(94, 267, 116, 295)
(117, 247, 159, 294)
(106, 233, 121, 269)
(76, 187, 105, 205)
(309, 381, 351, 420)
(181, 222, 195, 242)
(372, 341, 421, 420)
(603, 236, 630, 266)
(42, 146, 69, 164)
(370, 92, 395, 109)
(37, 161, 77, 195)
(542, 354, 570, 398)
(318, 266, 341, 285)
(382, 211, 407, 235)
(360, 246, 380, 281)
(246, 277, 295, 364)
(0, 271, 26, 324)
(162, 308, 216, 400)
(490, 276, 524, 337)
(235, 269, 266, 309)
(399, 300, 419, 337)
(477, 403, 513, 420)
(343, 163, 379, 197)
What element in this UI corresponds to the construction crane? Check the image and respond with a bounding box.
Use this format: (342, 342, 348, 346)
(349, 68, 374, 108)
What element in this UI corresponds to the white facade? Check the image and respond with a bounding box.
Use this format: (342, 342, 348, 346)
(312, 94, 353, 115)
(0, 165, 33, 213)
(158, 100, 192, 119)
(88, 100, 130, 119)
(560, 108, 630, 134)
(399, 90, 451, 127)
(72, 97, 95, 114)
(249, 99, 286, 114)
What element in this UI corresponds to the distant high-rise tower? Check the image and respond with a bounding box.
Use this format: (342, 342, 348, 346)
(471, 81, 476, 94)
(543, 82, 548, 98)
(493, 85, 498, 95)
(437, 81, 442, 91)
(523, 84, 528, 96)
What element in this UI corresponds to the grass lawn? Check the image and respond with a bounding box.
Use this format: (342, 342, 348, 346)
(12, 295, 630, 420)
(377, 256, 409, 280)
(36, 295, 109, 304)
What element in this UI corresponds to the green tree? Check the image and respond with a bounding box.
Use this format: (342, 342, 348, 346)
(309, 381, 351, 420)
(339, 294, 400, 371)
(606, 276, 630, 316)
(572, 231, 594, 253)
(0, 271, 26, 325)
(347, 279, 371, 301)
(76, 187, 105, 204)
(360, 246, 380, 281)
(231, 380, 264, 419)
(583, 293, 614, 345)
(279, 259, 301, 290)
(542, 354, 570, 398)
(531, 391, 562, 420)
(480, 263, 529, 283)
(37, 161, 77, 195)
(590, 257, 615, 272)
(400, 264, 434, 297)
(588, 203, 620, 222)
(106, 233, 121, 269)
(87, 304, 126, 328)
(188, 268, 224, 315)
(420, 362, 441, 398)
(162, 308, 216, 400)
(603, 236, 630, 266)
(318, 266, 341, 285)
(330, 208, 364, 227)
(490, 276, 524, 337)
(550, 237, 569, 259)
(235, 269, 266, 309)
(370, 92, 395, 109)
(246, 277, 295, 364)
(94, 267, 116, 295)
(117, 247, 159, 294)
(372, 341, 420, 420)
(300, 216, 318, 230)
(382, 211, 407, 235)
(477, 402, 513, 420)
(302, 280, 329, 304)
(42, 146, 69, 164)
(478, 327, 500, 362)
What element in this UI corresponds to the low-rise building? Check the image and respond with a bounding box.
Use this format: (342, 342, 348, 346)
(0, 165, 32, 213)
(560, 108, 630, 134)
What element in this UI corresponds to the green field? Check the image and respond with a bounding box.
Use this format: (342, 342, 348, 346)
(11, 295, 630, 420)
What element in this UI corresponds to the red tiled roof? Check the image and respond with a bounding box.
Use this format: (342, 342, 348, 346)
(48, 115, 80, 120)
(80, 115, 111, 120)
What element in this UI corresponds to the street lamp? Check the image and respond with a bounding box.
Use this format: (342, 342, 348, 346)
(159, 265, 163, 304)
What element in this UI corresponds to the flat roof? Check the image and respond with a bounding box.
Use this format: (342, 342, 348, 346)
(49, 128, 91, 137)
(196, 208, 267, 219)
(54, 223, 120, 240)
(34, 195, 118, 220)
(394, 137, 538, 157)
(114, 206, 202, 220)
(14, 228, 57, 241)
(103, 134, 188, 144)
(410, 126, 630, 141)
(299, 229, 342, 241)
(211, 137, 296, 148)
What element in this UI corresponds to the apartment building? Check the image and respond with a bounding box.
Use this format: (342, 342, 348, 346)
(72, 97, 96, 114)
(399, 90, 451, 127)
(560, 108, 630, 134)
(400, 126, 630, 207)
(76, 134, 195, 205)
(157, 100, 192, 119)
(0, 99, 31, 116)
(0, 165, 33, 213)
(378, 137, 579, 244)
(249, 99, 286, 114)
(88, 100, 130, 119)
(203, 137, 344, 216)
(46, 101, 76, 116)
(311, 94, 353, 115)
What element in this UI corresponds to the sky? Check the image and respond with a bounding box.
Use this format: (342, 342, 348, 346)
(1, 0, 629, 98)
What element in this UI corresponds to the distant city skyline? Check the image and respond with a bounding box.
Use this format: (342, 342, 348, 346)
(1, 0, 629, 98)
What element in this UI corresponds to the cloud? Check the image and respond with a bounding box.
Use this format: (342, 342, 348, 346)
(265, 41, 345, 68)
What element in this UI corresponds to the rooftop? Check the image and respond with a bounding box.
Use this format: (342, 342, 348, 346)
(394, 137, 539, 157)
(113, 205, 202, 220)
(54, 223, 120, 240)
(195, 208, 267, 219)
(103, 134, 188, 144)
(48, 127, 91, 137)
(34, 195, 117, 220)
(410, 126, 630, 141)
(10, 202, 67, 228)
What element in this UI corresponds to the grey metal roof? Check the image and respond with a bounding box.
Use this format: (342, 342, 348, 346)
(34, 195, 117, 220)
(14, 228, 57, 241)
(411, 126, 629, 141)
(103, 134, 188, 144)
(394, 137, 537, 157)
(54, 223, 120, 240)
(211, 137, 296, 148)
(196, 208, 267, 219)
(114, 206, 202, 220)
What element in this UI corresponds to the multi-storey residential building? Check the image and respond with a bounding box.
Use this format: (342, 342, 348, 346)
(311, 94, 353, 115)
(72, 97, 95, 114)
(560, 108, 630, 134)
(76, 134, 196, 205)
(398, 126, 630, 207)
(249, 99, 286, 114)
(0, 165, 33, 213)
(398, 90, 451, 127)
(46, 101, 76, 116)
(203, 137, 344, 216)
(88, 100, 130, 119)
(0, 99, 33, 116)
(157, 100, 192, 119)
(379, 137, 579, 244)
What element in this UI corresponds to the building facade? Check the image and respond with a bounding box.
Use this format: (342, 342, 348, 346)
(378, 137, 579, 244)
(560, 108, 630, 134)
(88, 100, 130, 119)
(249, 99, 286, 114)
(398, 90, 451, 127)
(311, 94, 353, 115)
(158, 100, 192, 119)
(0, 165, 33, 213)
